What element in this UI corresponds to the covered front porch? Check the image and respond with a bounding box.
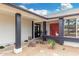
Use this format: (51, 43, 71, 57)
(0, 4, 50, 54)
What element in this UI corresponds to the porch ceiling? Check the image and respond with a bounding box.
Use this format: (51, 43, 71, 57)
(0, 4, 46, 22)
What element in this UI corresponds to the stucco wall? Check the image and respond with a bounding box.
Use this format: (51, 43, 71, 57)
(0, 13, 32, 46)
(0, 14, 15, 46)
(46, 22, 50, 35)
(21, 17, 32, 42)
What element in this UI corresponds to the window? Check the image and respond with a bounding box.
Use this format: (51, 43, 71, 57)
(64, 19, 76, 37)
(77, 19, 79, 36)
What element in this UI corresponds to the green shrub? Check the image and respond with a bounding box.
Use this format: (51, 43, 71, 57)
(0, 46, 5, 49)
(47, 39, 56, 48)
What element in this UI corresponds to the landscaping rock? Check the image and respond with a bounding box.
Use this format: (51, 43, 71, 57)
(27, 39, 36, 47)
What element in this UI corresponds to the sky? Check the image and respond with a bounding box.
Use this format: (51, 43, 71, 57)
(15, 3, 79, 16)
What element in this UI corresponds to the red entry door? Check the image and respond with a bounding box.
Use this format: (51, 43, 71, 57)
(50, 23, 59, 37)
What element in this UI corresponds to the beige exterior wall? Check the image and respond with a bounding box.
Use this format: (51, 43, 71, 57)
(21, 17, 32, 42)
(0, 13, 15, 46)
(46, 22, 50, 35)
(0, 13, 32, 46)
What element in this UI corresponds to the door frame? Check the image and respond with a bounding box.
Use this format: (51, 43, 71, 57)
(34, 23, 41, 38)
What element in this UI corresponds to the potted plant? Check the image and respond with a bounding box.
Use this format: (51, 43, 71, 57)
(47, 39, 56, 49)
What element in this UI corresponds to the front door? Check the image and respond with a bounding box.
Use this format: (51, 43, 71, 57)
(50, 23, 59, 36)
(35, 23, 41, 38)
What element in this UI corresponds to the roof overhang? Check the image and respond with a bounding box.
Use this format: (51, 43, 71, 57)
(2, 3, 79, 22)
(0, 3, 46, 22)
(4, 3, 47, 19)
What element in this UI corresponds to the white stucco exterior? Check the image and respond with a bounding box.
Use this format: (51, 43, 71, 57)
(21, 17, 32, 42)
(0, 13, 32, 46)
(0, 13, 15, 46)
(46, 22, 50, 35)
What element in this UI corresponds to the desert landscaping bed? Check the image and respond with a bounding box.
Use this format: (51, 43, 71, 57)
(0, 43, 79, 56)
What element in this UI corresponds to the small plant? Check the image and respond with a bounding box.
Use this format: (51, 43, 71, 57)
(47, 39, 56, 48)
(0, 46, 5, 49)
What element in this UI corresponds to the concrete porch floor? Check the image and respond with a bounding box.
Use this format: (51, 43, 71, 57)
(0, 42, 79, 56)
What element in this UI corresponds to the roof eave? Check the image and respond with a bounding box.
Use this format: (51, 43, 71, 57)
(3, 3, 48, 20)
(2, 3, 79, 20)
